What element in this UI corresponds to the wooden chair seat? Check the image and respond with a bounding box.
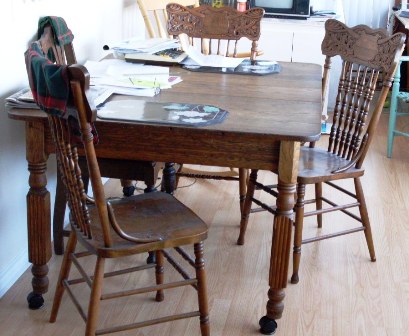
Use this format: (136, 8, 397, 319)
(84, 192, 207, 257)
(297, 146, 365, 183)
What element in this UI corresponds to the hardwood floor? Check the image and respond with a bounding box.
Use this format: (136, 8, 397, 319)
(1, 114, 409, 335)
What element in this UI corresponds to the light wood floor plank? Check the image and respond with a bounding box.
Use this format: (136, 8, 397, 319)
(1, 114, 408, 335)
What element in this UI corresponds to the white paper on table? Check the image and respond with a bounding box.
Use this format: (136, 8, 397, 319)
(185, 46, 245, 68)
(84, 60, 168, 78)
(110, 38, 180, 54)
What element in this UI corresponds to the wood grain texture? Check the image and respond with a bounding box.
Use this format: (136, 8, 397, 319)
(1, 115, 409, 335)
(7, 61, 322, 330)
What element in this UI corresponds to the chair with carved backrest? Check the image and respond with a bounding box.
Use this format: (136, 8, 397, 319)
(236, 19, 405, 284)
(166, 3, 265, 212)
(36, 17, 162, 255)
(25, 38, 210, 335)
(137, 0, 199, 39)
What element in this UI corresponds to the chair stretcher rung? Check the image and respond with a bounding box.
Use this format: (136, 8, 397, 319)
(95, 311, 200, 335)
(63, 279, 87, 322)
(251, 197, 277, 215)
(393, 130, 409, 137)
(163, 250, 197, 289)
(254, 182, 278, 197)
(70, 253, 92, 288)
(325, 181, 357, 199)
(101, 279, 197, 300)
(175, 247, 195, 267)
(302, 226, 365, 244)
(67, 264, 155, 285)
(303, 201, 360, 218)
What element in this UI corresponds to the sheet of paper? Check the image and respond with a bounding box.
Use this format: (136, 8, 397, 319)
(185, 46, 245, 68)
(84, 60, 168, 77)
(110, 38, 180, 54)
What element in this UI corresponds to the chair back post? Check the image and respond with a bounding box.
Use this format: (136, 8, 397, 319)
(321, 19, 405, 168)
(38, 25, 76, 65)
(68, 66, 113, 247)
(322, 55, 332, 114)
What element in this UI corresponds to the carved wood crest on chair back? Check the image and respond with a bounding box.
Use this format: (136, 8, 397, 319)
(166, 3, 264, 59)
(321, 19, 405, 171)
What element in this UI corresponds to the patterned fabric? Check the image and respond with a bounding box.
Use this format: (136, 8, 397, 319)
(37, 16, 74, 62)
(24, 41, 69, 116)
(38, 16, 74, 46)
(25, 16, 99, 143)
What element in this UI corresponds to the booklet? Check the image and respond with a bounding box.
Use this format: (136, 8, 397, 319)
(97, 101, 228, 127)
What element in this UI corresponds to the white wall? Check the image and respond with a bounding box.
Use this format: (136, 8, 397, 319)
(0, 0, 144, 297)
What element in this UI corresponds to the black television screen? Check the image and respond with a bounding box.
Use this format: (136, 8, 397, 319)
(251, 0, 310, 18)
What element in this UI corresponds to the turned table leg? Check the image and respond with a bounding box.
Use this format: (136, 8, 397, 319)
(259, 141, 300, 335)
(25, 121, 52, 309)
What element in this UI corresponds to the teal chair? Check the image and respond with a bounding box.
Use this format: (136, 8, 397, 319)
(387, 56, 409, 158)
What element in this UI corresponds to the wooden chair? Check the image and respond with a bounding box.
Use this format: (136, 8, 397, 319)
(37, 18, 162, 255)
(387, 56, 409, 158)
(166, 3, 265, 211)
(137, 0, 199, 39)
(236, 19, 405, 284)
(25, 40, 210, 334)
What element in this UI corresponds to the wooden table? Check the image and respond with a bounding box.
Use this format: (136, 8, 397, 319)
(8, 62, 322, 333)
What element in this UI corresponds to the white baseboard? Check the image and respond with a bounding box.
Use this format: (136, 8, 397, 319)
(0, 250, 30, 298)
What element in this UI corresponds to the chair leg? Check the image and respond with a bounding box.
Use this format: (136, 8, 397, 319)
(315, 182, 323, 228)
(291, 183, 306, 284)
(53, 168, 67, 255)
(387, 65, 400, 158)
(194, 242, 210, 336)
(237, 169, 258, 245)
(155, 250, 164, 302)
(121, 179, 135, 196)
(354, 178, 376, 262)
(85, 256, 106, 336)
(175, 163, 183, 189)
(238, 168, 248, 214)
(50, 230, 78, 322)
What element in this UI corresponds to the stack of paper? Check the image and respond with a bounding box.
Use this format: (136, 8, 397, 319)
(84, 59, 182, 97)
(183, 46, 245, 68)
(6, 86, 115, 109)
(5, 88, 38, 109)
(110, 38, 180, 54)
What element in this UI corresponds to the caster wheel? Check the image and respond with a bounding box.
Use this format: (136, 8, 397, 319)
(146, 252, 156, 264)
(27, 292, 44, 310)
(259, 316, 277, 335)
(123, 185, 135, 197)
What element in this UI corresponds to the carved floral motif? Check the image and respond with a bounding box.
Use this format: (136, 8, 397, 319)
(166, 4, 264, 40)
